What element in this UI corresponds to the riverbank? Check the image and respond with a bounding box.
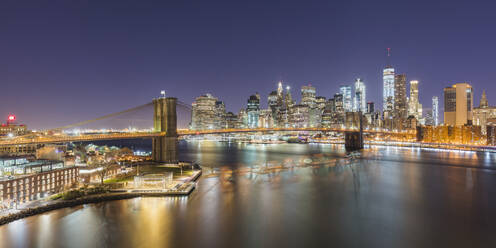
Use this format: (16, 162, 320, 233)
(0, 170, 202, 226)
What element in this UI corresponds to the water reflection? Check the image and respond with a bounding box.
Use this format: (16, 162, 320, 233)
(2, 142, 496, 247)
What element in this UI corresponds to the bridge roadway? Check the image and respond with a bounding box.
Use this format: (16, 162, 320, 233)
(0, 128, 415, 146)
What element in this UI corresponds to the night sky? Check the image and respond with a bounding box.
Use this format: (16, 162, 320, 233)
(2, 0, 496, 129)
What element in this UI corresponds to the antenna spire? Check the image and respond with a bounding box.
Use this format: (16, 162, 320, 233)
(386, 48, 392, 67)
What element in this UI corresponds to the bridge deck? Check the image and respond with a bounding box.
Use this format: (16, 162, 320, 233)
(0, 128, 414, 146)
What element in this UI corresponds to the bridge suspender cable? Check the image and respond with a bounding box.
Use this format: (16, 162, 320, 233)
(51, 102, 154, 131)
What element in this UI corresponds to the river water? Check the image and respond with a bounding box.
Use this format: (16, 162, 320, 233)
(1, 141, 496, 248)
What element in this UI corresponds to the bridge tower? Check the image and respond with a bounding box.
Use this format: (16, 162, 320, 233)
(344, 112, 364, 152)
(152, 97, 178, 163)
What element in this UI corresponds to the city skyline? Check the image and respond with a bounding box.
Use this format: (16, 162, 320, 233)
(2, 1, 496, 129)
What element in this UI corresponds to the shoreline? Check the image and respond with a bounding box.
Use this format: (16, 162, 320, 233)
(0, 170, 202, 226)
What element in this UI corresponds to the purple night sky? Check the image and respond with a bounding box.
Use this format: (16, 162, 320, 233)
(2, 0, 496, 129)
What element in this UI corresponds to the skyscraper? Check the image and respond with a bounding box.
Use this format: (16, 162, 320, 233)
(285, 86, 293, 108)
(444, 83, 473, 126)
(301, 84, 316, 107)
(247, 94, 260, 128)
(473, 90, 496, 135)
(408, 80, 422, 120)
(432, 96, 439, 126)
(367, 102, 375, 114)
(383, 66, 395, 111)
(353, 78, 366, 112)
(191, 94, 219, 130)
(340, 85, 352, 112)
(394, 74, 407, 119)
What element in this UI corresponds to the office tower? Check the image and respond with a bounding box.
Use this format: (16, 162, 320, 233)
(315, 96, 326, 110)
(353, 78, 366, 112)
(225, 112, 239, 129)
(394, 74, 407, 119)
(340, 85, 352, 112)
(247, 94, 260, 128)
(285, 86, 293, 108)
(383, 66, 395, 111)
(277, 81, 283, 98)
(214, 101, 226, 128)
(473, 90, 496, 135)
(367, 102, 375, 114)
(480, 90, 489, 108)
(268, 91, 278, 111)
(191, 93, 219, 130)
(408, 80, 423, 120)
(444, 83, 473, 126)
(330, 93, 345, 127)
(432, 96, 439, 126)
(290, 104, 310, 128)
(301, 84, 316, 107)
(259, 109, 274, 128)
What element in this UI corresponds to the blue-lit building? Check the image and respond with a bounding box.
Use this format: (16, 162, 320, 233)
(383, 66, 395, 111)
(340, 85, 352, 112)
(246, 94, 260, 128)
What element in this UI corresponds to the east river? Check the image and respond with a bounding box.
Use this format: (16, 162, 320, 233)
(2, 141, 496, 248)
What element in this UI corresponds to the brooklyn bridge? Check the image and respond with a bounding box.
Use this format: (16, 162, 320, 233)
(0, 95, 416, 162)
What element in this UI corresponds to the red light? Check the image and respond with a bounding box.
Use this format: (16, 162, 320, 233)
(8, 115, 15, 121)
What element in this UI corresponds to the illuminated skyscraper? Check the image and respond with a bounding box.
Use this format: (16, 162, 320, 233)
(393, 74, 407, 119)
(383, 66, 395, 111)
(408, 80, 422, 121)
(367, 102, 374, 114)
(340, 85, 352, 112)
(191, 94, 219, 130)
(247, 94, 260, 128)
(432, 96, 439, 126)
(444, 83, 473, 126)
(285, 86, 293, 108)
(353, 78, 366, 112)
(301, 84, 316, 107)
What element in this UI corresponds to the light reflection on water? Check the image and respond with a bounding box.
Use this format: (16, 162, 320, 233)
(1, 141, 496, 248)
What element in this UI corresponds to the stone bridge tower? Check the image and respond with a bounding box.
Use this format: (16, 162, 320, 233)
(152, 97, 178, 163)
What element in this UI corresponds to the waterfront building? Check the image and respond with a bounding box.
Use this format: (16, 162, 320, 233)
(473, 90, 496, 135)
(0, 144, 40, 156)
(444, 83, 473, 126)
(488, 125, 496, 145)
(383, 66, 395, 111)
(340, 85, 353, 112)
(247, 94, 260, 128)
(432, 96, 439, 126)
(191, 94, 219, 130)
(0, 156, 78, 208)
(353, 78, 366, 113)
(417, 125, 483, 145)
(301, 84, 316, 107)
(0, 115, 28, 137)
